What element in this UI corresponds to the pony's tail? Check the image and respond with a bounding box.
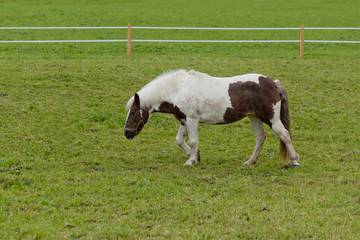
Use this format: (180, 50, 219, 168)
(275, 80, 291, 161)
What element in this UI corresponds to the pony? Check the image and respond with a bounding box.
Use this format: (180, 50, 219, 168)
(124, 69, 300, 167)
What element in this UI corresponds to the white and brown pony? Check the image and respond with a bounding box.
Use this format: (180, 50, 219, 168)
(124, 70, 300, 167)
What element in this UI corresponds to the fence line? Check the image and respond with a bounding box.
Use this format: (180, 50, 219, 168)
(1, 25, 359, 58)
(0, 39, 128, 43)
(3, 39, 359, 43)
(1, 26, 360, 30)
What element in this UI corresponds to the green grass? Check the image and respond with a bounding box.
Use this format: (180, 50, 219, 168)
(1, 0, 360, 239)
(1, 58, 360, 239)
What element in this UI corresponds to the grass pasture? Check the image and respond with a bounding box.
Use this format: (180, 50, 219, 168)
(1, 58, 360, 239)
(1, 0, 360, 239)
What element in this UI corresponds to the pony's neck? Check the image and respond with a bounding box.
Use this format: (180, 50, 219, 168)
(137, 71, 181, 110)
(138, 87, 166, 111)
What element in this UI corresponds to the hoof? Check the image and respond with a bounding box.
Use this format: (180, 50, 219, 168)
(243, 158, 257, 167)
(283, 162, 300, 169)
(291, 160, 300, 167)
(242, 162, 250, 167)
(184, 158, 198, 166)
(242, 162, 256, 167)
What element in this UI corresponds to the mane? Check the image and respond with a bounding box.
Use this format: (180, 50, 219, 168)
(126, 69, 204, 110)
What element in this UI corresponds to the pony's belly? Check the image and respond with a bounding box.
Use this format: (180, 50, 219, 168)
(198, 109, 228, 124)
(200, 118, 226, 124)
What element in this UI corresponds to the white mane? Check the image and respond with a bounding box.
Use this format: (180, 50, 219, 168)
(126, 69, 207, 110)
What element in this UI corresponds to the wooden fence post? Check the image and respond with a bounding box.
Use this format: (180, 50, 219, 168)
(127, 23, 131, 58)
(300, 25, 304, 59)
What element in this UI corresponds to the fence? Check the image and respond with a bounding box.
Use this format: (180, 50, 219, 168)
(1, 24, 359, 58)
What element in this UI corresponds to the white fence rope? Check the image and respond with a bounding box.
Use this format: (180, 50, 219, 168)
(0, 26, 359, 44)
(0, 40, 128, 43)
(2, 40, 359, 43)
(1, 26, 360, 30)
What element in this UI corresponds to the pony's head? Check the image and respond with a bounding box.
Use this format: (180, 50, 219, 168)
(124, 93, 150, 140)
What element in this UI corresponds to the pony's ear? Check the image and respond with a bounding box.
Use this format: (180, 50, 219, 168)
(134, 93, 140, 107)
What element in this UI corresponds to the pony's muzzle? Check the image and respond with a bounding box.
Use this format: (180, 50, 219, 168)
(124, 130, 135, 140)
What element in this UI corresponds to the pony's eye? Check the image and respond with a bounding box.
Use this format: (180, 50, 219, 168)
(131, 111, 136, 115)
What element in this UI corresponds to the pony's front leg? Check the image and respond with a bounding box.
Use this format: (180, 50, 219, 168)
(183, 118, 200, 166)
(176, 124, 191, 156)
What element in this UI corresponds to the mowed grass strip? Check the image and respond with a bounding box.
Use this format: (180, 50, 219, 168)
(1, 58, 359, 239)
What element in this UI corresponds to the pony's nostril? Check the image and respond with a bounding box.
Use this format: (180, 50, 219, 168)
(124, 130, 135, 140)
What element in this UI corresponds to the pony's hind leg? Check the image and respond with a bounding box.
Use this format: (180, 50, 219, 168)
(243, 116, 266, 166)
(176, 124, 191, 156)
(271, 119, 300, 166)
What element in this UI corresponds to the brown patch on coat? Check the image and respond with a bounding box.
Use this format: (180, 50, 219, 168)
(156, 102, 187, 122)
(223, 76, 280, 126)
